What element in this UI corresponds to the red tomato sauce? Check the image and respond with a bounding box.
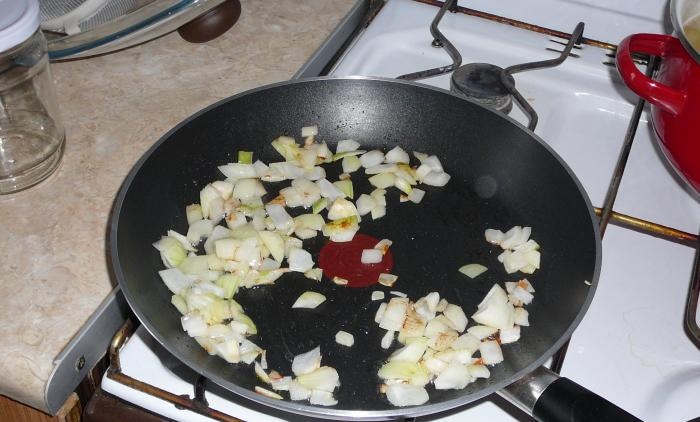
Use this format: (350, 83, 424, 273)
(317, 233, 394, 288)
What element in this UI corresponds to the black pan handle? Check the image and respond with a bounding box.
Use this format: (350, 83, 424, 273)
(498, 366, 643, 422)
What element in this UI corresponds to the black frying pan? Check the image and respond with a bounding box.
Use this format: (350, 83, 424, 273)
(111, 77, 638, 421)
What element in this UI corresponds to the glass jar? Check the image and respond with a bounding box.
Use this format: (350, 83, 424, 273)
(0, 0, 65, 194)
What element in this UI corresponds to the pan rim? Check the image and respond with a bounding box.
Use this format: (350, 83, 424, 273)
(110, 75, 602, 420)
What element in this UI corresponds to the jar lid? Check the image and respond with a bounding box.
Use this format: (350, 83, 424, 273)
(0, 0, 40, 53)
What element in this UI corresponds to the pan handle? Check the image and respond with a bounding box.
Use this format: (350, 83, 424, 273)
(498, 366, 643, 422)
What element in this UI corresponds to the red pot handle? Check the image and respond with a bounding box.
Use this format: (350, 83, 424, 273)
(616, 34, 686, 115)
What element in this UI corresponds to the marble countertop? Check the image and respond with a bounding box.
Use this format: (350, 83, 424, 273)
(0, 0, 355, 412)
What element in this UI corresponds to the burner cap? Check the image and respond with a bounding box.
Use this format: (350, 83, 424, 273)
(450, 63, 515, 113)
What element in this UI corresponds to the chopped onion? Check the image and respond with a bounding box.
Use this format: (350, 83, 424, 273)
(332, 276, 349, 286)
(443, 304, 468, 332)
(484, 228, 504, 245)
(292, 346, 321, 376)
(218, 163, 257, 180)
(499, 325, 521, 344)
(342, 155, 361, 173)
(371, 205, 387, 220)
(265, 204, 293, 233)
(301, 125, 318, 137)
(434, 363, 473, 390)
(361, 249, 383, 264)
(317, 178, 345, 201)
(375, 302, 387, 323)
(333, 180, 354, 199)
(185, 204, 203, 224)
(289, 380, 311, 401)
(255, 361, 271, 384)
(309, 390, 338, 406)
(472, 284, 515, 330)
(258, 230, 285, 263)
(327, 197, 359, 220)
(385, 146, 410, 164)
(212, 180, 235, 200)
(374, 238, 392, 254)
(422, 170, 451, 187)
(468, 364, 490, 379)
(181, 314, 208, 337)
(479, 340, 504, 365)
(467, 325, 498, 340)
(360, 150, 385, 168)
(368, 172, 396, 189)
(292, 291, 326, 309)
(335, 331, 354, 347)
(385, 384, 429, 407)
(390, 290, 407, 298)
(458, 263, 488, 279)
(296, 366, 339, 392)
(232, 178, 266, 200)
(304, 268, 323, 281)
(153, 236, 187, 268)
(378, 273, 398, 287)
(379, 297, 409, 331)
(371, 291, 385, 301)
(270, 376, 292, 391)
(514, 307, 530, 326)
(355, 194, 376, 216)
(336, 139, 360, 153)
(451, 333, 480, 353)
(255, 386, 283, 400)
(187, 219, 214, 244)
(365, 163, 398, 174)
(381, 330, 395, 349)
(508, 286, 534, 306)
(407, 188, 425, 204)
(388, 340, 427, 363)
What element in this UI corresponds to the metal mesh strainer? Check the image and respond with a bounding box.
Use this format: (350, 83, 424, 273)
(39, 0, 143, 35)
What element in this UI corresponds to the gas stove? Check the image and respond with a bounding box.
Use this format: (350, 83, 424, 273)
(100, 1, 700, 421)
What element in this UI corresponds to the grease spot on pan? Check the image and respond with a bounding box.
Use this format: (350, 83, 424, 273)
(475, 175, 499, 198)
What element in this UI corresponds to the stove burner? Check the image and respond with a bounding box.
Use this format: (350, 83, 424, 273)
(450, 63, 515, 113)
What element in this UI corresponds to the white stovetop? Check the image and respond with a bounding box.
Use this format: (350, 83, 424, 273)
(102, 1, 700, 421)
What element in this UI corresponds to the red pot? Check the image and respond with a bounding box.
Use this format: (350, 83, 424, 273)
(617, 33, 700, 194)
(617, 0, 700, 195)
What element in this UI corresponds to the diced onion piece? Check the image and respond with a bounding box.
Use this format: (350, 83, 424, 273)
(390, 291, 407, 298)
(385, 384, 429, 407)
(443, 304, 468, 332)
(514, 307, 530, 326)
(322, 215, 359, 242)
(333, 180, 354, 199)
(374, 238, 392, 254)
(304, 268, 323, 281)
(377, 273, 398, 287)
(451, 333, 480, 353)
(181, 314, 207, 337)
(153, 237, 187, 268)
(238, 150, 253, 164)
(187, 219, 215, 244)
(213, 338, 240, 363)
(355, 194, 376, 216)
(407, 188, 425, 204)
(255, 361, 271, 384)
(499, 325, 521, 344)
(467, 325, 498, 340)
(317, 178, 345, 201)
(289, 380, 311, 401)
(369, 173, 396, 189)
(301, 125, 318, 137)
(212, 180, 234, 200)
(472, 284, 515, 330)
(388, 340, 427, 363)
(342, 155, 361, 173)
(422, 170, 451, 187)
(508, 286, 534, 306)
(360, 150, 385, 168)
(309, 390, 338, 406)
(233, 178, 266, 200)
(458, 263, 488, 279)
(292, 346, 321, 376)
(270, 376, 292, 391)
(332, 276, 349, 286)
(312, 197, 328, 214)
(265, 204, 293, 233)
(186, 204, 203, 224)
(365, 163, 398, 174)
(327, 197, 359, 220)
(375, 302, 387, 323)
(379, 297, 409, 331)
(385, 146, 410, 164)
(371, 291, 385, 301)
(336, 139, 360, 153)
(258, 230, 285, 263)
(361, 249, 383, 264)
(292, 291, 326, 309)
(484, 229, 505, 245)
(295, 213, 325, 231)
(371, 205, 387, 220)
(218, 163, 257, 180)
(171, 295, 188, 314)
(381, 330, 395, 349)
(434, 363, 473, 390)
(335, 331, 354, 347)
(255, 386, 283, 400)
(479, 340, 504, 365)
(296, 366, 339, 392)
(468, 364, 491, 379)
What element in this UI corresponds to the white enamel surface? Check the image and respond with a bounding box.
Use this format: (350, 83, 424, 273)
(103, 1, 700, 421)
